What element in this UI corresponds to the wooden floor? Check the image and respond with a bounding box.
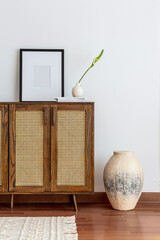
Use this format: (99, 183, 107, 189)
(0, 203, 160, 240)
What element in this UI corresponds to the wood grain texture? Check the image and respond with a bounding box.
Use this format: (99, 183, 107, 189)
(0, 192, 160, 204)
(10, 194, 14, 209)
(73, 194, 78, 212)
(85, 104, 94, 192)
(0, 202, 160, 240)
(91, 103, 94, 192)
(0, 102, 94, 106)
(15, 104, 50, 111)
(51, 106, 57, 192)
(43, 107, 51, 192)
(0, 105, 8, 192)
(9, 104, 16, 192)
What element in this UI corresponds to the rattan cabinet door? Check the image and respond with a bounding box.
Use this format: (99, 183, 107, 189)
(51, 104, 94, 193)
(0, 105, 8, 192)
(9, 105, 50, 192)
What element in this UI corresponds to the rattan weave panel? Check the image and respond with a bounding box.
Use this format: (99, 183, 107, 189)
(16, 111, 44, 186)
(0, 111, 1, 186)
(57, 110, 85, 186)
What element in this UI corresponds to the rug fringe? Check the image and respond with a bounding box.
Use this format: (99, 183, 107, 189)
(64, 216, 78, 240)
(64, 233, 78, 240)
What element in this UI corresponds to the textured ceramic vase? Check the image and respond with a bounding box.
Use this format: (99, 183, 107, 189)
(72, 83, 83, 97)
(103, 151, 144, 211)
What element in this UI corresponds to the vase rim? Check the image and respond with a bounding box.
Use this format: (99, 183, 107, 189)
(113, 151, 134, 154)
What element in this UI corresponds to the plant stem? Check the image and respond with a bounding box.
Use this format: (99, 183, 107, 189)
(78, 64, 93, 84)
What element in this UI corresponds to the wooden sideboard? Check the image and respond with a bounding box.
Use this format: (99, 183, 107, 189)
(0, 102, 94, 210)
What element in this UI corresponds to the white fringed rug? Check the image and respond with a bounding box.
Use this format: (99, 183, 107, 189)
(0, 216, 78, 240)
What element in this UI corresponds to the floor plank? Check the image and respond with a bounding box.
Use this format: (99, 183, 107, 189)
(0, 203, 160, 240)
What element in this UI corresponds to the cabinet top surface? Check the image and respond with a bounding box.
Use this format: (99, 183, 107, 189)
(0, 102, 94, 105)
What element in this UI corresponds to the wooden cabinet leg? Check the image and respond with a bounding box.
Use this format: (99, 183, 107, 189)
(73, 194, 78, 212)
(11, 194, 14, 209)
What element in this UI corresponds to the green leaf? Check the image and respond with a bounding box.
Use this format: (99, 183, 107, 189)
(92, 49, 104, 65)
(78, 49, 104, 83)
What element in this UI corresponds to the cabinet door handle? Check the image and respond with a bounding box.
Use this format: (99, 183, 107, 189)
(52, 107, 56, 126)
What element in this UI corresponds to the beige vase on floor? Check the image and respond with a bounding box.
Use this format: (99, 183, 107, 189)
(103, 151, 144, 211)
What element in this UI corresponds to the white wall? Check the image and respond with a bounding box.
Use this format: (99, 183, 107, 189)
(0, 0, 159, 191)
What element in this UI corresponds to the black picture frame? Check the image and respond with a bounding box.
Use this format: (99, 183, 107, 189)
(20, 49, 64, 102)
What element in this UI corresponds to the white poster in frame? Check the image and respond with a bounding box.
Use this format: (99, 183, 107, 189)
(20, 49, 64, 101)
